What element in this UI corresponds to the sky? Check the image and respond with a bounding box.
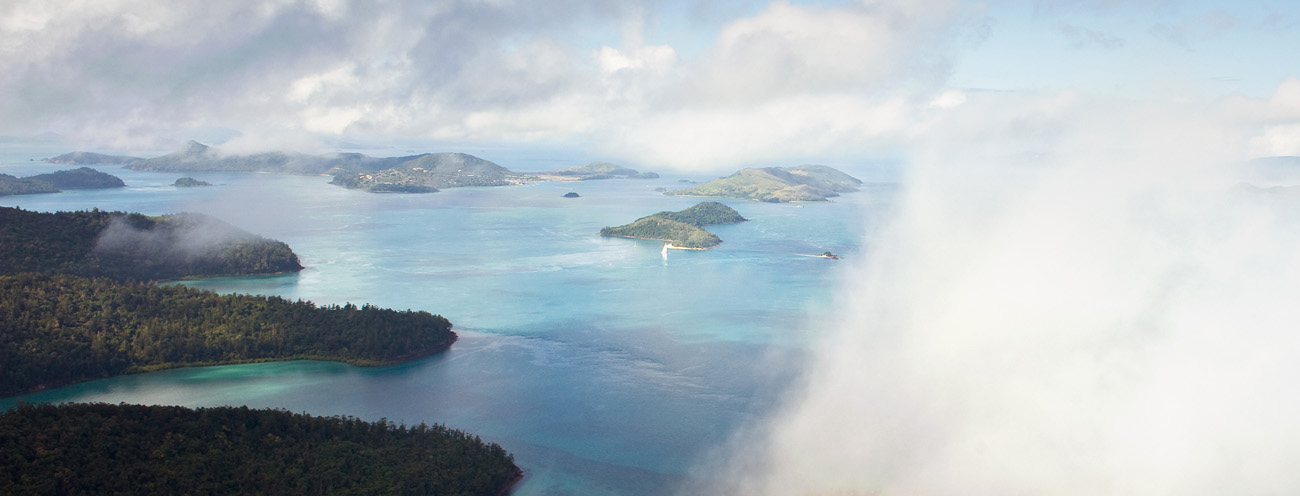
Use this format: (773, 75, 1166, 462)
(2, 0, 1298, 170)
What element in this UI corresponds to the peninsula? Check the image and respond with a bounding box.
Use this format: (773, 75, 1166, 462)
(0, 273, 457, 396)
(0, 403, 520, 495)
(668, 164, 861, 202)
(600, 201, 746, 249)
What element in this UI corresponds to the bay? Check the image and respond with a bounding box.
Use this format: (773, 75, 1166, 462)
(0, 144, 892, 495)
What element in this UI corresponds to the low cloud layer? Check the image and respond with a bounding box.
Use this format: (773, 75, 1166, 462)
(702, 86, 1300, 495)
(5, 1, 1297, 170)
(3, 0, 972, 168)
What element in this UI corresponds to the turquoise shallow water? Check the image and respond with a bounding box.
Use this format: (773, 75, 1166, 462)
(0, 144, 892, 495)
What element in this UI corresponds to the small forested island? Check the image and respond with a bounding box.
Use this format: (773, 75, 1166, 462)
(44, 151, 143, 165)
(172, 176, 212, 187)
(0, 206, 302, 281)
(669, 165, 862, 202)
(0, 403, 520, 495)
(563, 192, 581, 198)
(0, 273, 457, 396)
(0, 168, 125, 196)
(599, 201, 746, 249)
(547, 161, 659, 180)
(330, 153, 539, 192)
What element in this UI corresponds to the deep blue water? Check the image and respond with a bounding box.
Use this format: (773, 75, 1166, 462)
(0, 144, 891, 495)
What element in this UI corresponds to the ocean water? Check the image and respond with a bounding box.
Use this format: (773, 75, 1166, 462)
(0, 144, 892, 495)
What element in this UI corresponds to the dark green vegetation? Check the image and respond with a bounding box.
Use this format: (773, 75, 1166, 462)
(0, 273, 457, 396)
(0, 403, 519, 495)
(27, 167, 126, 189)
(0, 174, 59, 196)
(599, 201, 746, 249)
(0, 168, 124, 196)
(0, 206, 302, 281)
(563, 192, 580, 198)
(549, 161, 659, 180)
(654, 201, 748, 225)
(44, 151, 143, 165)
(330, 153, 539, 192)
(669, 165, 862, 202)
(172, 177, 212, 187)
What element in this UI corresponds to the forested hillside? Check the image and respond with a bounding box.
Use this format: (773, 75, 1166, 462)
(0, 206, 302, 281)
(0, 403, 520, 495)
(0, 273, 456, 396)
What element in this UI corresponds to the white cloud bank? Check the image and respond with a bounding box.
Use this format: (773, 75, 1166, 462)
(696, 80, 1300, 495)
(0, 0, 982, 168)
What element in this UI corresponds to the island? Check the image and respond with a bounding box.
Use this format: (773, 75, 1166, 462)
(44, 151, 143, 165)
(668, 165, 862, 202)
(124, 141, 410, 174)
(0, 206, 303, 281)
(0, 273, 457, 396)
(329, 153, 538, 192)
(0, 168, 125, 196)
(172, 177, 213, 187)
(0, 403, 520, 495)
(28, 167, 127, 189)
(563, 192, 581, 198)
(546, 161, 659, 180)
(119, 140, 536, 193)
(599, 201, 746, 249)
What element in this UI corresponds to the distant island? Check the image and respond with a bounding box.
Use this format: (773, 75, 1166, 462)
(44, 151, 143, 165)
(124, 141, 413, 174)
(0, 273, 456, 396)
(668, 165, 861, 202)
(600, 201, 746, 249)
(329, 153, 538, 192)
(0, 403, 520, 495)
(115, 141, 538, 194)
(546, 161, 659, 180)
(0, 167, 125, 196)
(51, 142, 677, 194)
(0, 206, 303, 281)
(172, 177, 213, 187)
(563, 192, 580, 198)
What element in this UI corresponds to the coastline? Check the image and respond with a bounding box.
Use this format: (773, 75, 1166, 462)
(497, 465, 526, 495)
(5, 339, 458, 399)
(602, 234, 716, 250)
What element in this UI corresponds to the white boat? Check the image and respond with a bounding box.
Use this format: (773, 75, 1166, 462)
(661, 243, 669, 255)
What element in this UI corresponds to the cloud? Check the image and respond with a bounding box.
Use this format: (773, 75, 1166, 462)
(696, 78, 1300, 495)
(0, 0, 985, 169)
(0, 0, 638, 148)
